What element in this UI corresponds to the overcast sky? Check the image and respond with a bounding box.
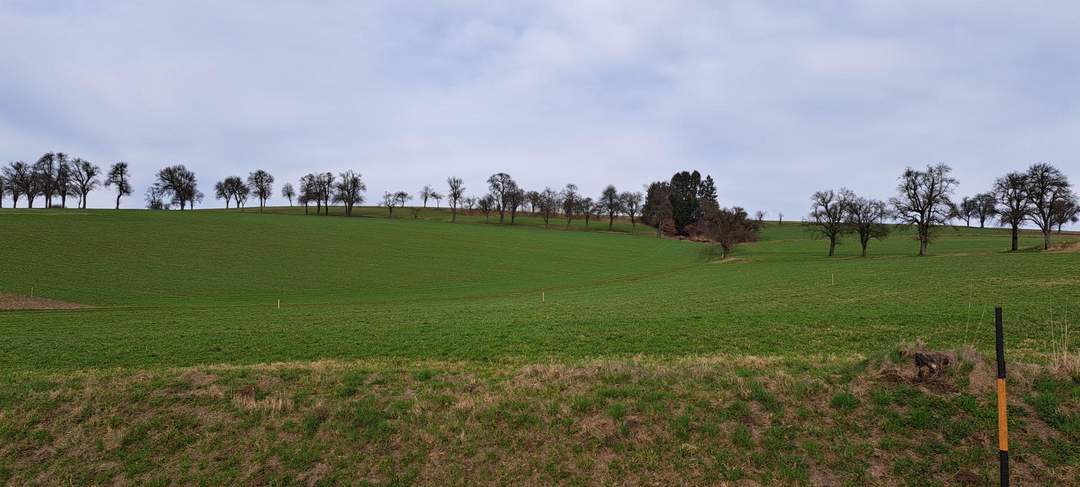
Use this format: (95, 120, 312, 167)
(2, 1, 1078, 220)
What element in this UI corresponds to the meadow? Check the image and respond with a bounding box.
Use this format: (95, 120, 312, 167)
(0, 208, 1076, 485)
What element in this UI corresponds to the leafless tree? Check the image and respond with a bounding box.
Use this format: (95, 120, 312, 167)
(281, 183, 296, 207)
(890, 164, 957, 256)
(600, 185, 621, 230)
(845, 195, 891, 257)
(70, 158, 100, 209)
(54, 155, 74, 208)
(972, 193, 997, 228)
(1025, 162, 1071, 249)
(430, 191, 443, 208)
(536, 187, 560, 227)
(700, 201, 760, 258)
(1052, 193, 1079, 233)
(419, 185, 434, 208)
(447, 177, 465, 222)
(3, 161, 34, 208)
(507, 186, 524, 224)
(154, 164, 201, 210)
(333, 171, 366, 216)
(487, 173, 514, 223)
(299, 174, 319, 215)
(562, 183, 578, 228)
(104, 162, 132, 210)
(248, 170, 274, 211)
(808, 189, 852, 257)
(993, 172, 1031, 251)
(620, 191, 643, 232)
(478, 194, 495, 222)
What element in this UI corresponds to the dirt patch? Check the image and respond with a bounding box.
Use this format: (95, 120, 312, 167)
(0, 292, 87, 310)
(1047, 240, 1080, 252)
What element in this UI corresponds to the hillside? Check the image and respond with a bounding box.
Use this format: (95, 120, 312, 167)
(0, 208, 1077, 485)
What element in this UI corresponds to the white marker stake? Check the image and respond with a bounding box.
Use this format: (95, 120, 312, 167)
(542, 291, 545, 303)
(277, 299, 281, 309)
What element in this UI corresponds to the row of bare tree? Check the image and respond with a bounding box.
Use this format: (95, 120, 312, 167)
(809, 163, 1078, 256)
(1, 154, 132, 209)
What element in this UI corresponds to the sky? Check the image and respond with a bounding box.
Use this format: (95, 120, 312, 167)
(1, 1, 1078, 222)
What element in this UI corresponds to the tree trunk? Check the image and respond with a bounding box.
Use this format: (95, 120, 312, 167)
(609, 214, 614, 230)
(115, 193, 121, 209)
(451, 208, 457, 222)
(1043, 231, 1051, 250)
(828, 237, 836, 257)
(919, 237, 928, 256)
(861, 240, 868, 257)
(1010, 225, 1019, 251)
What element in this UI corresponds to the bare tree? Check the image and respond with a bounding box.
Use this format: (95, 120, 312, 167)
(3, 161, 34, 208)
(754, 210, 767, 223)
(235, 182, 250, 209)
(478, 195, 495, 222)
(778, 212, 784, 224)
(394, 191, 411, 214)
(507, 186, 524, 224)
(420, 185, 434, 208)
(846, 195, 890, 257)
(54, 155, 74, 208)
(248, 170, 274, 211)
(1052, 193, 1079, 233)
(536, 187, 560, 227)
(430, 191, 443, 209)
(214, 180, 232, 209)
(620, 191, 643, 232)
(487, 173, 514, 223)
(700, 202, 760, 259)
(808, 189, 851, 257)
(972, 193, 997, 228)
(993, 172, 1031, 251)
(381, 192, 397, 216)
(299, 174, 319, 215)
(1025, 163, 1071, 250)
(66, 158, 100, 209)
(333, 171, 366, 216)
(281, 182, 296, 207)
(34, 153, 56, 207)
(104, 162, 132, 209)
(153, 165, 201, 210)
(562, 183, 578, 228)
(316, 173, 334, 215)
(600, 185, 621, 230)
(447, 177, 465, 222)
(955, 196, 976, 227)
(890, 164, 957, 256)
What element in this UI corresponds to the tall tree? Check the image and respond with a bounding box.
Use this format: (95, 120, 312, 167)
(248, 170, 274, 211)
(333, 171, 366, 216)
(487, 173, 514, 223)
(104, 162, 132, 210)
(447, 177, 465, 222)
(669, 170, 701, 235)
(890, 164, 957, 256)
(561, 183, 578, 228)
(70, 158, 100, 209)
(845, 195, 890, 257)
(620, 191, 643, 232)
(1025, 162, 1071, 250)
(281, 183, 296, 207)
(1052, 193, 1079, 233)
(600, 185, 621, 230)
(808, 189, 851, 257)
(993, 172, 1031, 251)
(642, 181, 674, 238)
(316, 172, 334, 215)
(299, 174, 319, 215)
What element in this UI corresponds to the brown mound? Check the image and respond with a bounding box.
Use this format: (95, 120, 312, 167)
(0, 292, 86, 310)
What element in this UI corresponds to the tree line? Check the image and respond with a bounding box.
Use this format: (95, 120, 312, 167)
(1, 154, 132, 209)
(808, 163, 1078, 256)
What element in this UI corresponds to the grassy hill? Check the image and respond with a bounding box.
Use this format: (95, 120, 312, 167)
(0, 207, 1076, 484)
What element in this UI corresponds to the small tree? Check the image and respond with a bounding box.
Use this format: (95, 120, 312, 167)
(700, 202, 759, 259)
(333, 171, 366, 216)
(487, 173, 514, 223)
(972, 193, 997, 228)
(420, 185, 434, 208)
(580, 197, 595, 227)
(104, 162, 132, 209)
(537, 187, 560, 227)
(561, 183, 578, 228)
(808, 189, 851, 257)
(993, 172, 1031, 251)
(382, 192, 397, 216)
(642, 181, 673, 238)
(431, 191, 443, 209)
(299, 174, 319, 215)
(754, 210, 767, 223)
(69, 158, 100, 209)
(281, 183, 296, 207)
(600, 185, 621, 230)
(955, 196, 977, 227)
(153, 164, 200, 210)
(248, 170, 274, 211)
(1052, 193, 1079, 233)
(507, 187, 524, 224)
(891, 164, 957, 256)
(1025, 162, 1071, 250)
(4, 161, 35, 208)
(478, 194, 495, 222)
(620, 191, 643, 232)
(846, 195, 890, 257)
(394, 191, 411, 213)
(778, 212, 784, 224)
(447, 177, 465, 222)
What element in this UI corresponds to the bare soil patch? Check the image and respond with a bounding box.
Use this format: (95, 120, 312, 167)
(0, 292, 86, 310)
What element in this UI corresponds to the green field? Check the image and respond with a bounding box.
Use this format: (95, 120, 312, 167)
(0, 208, 1077, 484)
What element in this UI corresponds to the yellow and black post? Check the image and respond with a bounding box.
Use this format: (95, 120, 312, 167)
(995, 306, 1009, 487)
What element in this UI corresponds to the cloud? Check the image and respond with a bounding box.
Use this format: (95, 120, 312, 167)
(1, 0, 1078, 223)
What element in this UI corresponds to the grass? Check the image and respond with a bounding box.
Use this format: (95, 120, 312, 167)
(0, 206, 1077, 484)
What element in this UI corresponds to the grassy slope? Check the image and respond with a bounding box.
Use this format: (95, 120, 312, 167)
(0, 208, 1075, 371)
(0, 208, 1077, 485)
